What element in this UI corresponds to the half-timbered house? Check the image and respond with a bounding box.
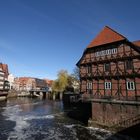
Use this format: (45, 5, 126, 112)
(77, 26, 140, 101)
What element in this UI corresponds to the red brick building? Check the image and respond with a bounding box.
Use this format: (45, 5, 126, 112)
(77, 26, 140, 101)
(14, 77, 49, 91)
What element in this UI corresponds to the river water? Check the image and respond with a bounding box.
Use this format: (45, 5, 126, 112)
(0, 97, 137, 140)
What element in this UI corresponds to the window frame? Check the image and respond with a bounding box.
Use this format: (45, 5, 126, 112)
(105, 49, 111, 55)
(87, 82, 93, 90)
(104, 63, 111, 72)
(126, 81, 135, 90)
(105, 82, 112, 89)
(87, 65, 92, 74)
(112, 48, 117, 54)
(125, 60, 133, 70)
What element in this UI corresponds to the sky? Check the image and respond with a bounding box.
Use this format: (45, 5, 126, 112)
(0, 0, 140, 80)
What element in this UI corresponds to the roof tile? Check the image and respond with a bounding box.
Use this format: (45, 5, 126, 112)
(87, 26, 126, 48)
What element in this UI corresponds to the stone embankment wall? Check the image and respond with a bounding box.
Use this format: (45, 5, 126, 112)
(7, 89, 19, 98)
(89, 102, 140, 131)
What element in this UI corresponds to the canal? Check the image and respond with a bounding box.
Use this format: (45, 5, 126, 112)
(0, 97, 137, 140)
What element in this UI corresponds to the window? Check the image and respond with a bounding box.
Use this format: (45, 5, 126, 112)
(125, 60, 133, 70)
(105, 82, 112, 89)
(106, 49, 111, 55)
(127, 81, 135, 90)
(95, 48, 117, 57)
(100, 50, 105, 56)
(104, 63, 110, 71)
(95, 52, 100, 57)
(87, 65, 92, 74)
(106, 50, 109, 55)
(87, 82, 92, 89)
(112, 48, 117, 54)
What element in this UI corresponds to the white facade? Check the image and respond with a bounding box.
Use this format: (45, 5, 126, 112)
(0, 68, 4, 90)
(8, 74, 15, 89)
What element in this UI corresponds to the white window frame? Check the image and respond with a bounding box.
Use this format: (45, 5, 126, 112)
(96, 48, 117, 57)
(105, 82, 112, 89)
(95, 52, 99, 57)
(112, 48, 117, 54)
(87, 82, 92, 90)
(106, 49, 111, 55)
(101, 50, 105, 56)
(104, 50, 106, 55)
(127, 81, 135, 90)
(105, 50, 108, 55)
(100, 51, 103, 56)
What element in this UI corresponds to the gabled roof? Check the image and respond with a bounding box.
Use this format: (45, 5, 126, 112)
(44, 79, 53, 86)
(0, 63, 9, 78)
(2, 64, 9, 74)
(132, 40, 140, 52)
(87, 26, 126, 48)
(133, 40, 140, 47)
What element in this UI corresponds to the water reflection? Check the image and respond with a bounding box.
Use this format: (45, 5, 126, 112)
(0, 98, 138, 140)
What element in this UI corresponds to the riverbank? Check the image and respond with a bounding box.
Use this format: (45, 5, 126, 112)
(0, 97, 135, 140)
(0, 97, 139, 139)
(7, 90, 31, 98)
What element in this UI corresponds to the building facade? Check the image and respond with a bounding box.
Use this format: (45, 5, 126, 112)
(77, 26, 140, 101)
(8, 74, 15, 90)
(0, 63, 10, 94)
(14, 77, 49, 91)
(0, 64, 5, 91)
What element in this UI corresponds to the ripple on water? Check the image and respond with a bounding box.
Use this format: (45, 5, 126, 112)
(1, 99, 134, 140)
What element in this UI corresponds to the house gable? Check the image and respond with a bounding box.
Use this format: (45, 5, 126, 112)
(87, 26, 126, 48)
(77, 27, 140, 67)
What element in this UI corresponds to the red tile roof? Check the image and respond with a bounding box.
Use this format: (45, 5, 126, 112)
(0, 63, 9, 78)
(17, 77, 49, 88)
(87, 26, 126, 48)
(2, 64, 9, 74)
(0, 63, 2, 70)
(44, 79, 53, 87)
(18, 77, 31, 85)
(133, 40, 140, 47)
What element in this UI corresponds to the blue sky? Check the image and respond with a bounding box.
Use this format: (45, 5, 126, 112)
(0, 0, 140, 79)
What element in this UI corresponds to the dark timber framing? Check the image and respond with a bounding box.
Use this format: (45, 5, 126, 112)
(77, 26, 140, 101)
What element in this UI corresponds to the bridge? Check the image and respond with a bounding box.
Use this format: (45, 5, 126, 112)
(29, 89, 49, 99)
